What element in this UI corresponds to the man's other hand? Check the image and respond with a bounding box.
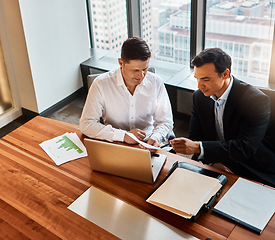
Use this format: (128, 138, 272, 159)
(170, 137, 201, 155)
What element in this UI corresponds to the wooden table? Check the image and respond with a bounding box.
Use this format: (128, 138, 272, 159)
(0, 116, 274, 239)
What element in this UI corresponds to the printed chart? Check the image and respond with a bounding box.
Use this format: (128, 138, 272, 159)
(40, 132, 87, 165)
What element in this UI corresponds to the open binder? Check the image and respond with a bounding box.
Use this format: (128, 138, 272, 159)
(147, 161, 227, 221)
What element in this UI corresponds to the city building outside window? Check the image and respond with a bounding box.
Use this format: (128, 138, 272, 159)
(88, 0, 128, 52)
(142, 0, 191, 65)
(141, 0, 274, 87)
(205, 0, 275, 87)
(88, 0, 275, 88)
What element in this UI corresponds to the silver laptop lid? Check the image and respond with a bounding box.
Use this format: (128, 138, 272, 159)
(84, 138, 165, 183)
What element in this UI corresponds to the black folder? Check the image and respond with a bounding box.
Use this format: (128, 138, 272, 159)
(213, 177, 275, 234)
(148, 161, 228, 221)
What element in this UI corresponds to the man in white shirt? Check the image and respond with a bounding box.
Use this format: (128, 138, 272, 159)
(80, 37, 173, 147)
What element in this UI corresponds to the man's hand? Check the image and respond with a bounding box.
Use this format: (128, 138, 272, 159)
(147, 137, 160, 147)
(170, 137, 201, 155)
(139, 137, 159, 153)
(124, 128, 146, 144)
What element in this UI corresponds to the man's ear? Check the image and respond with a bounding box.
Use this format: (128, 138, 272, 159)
(223, 68, 230, 79)
(118, 58, 123, 67)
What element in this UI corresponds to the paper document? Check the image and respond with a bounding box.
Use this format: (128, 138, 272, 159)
(147, 168, 222, 219)
(213, 177, 275, 234)
(40, 132, 87, 165)
(125, 132, 159, 150)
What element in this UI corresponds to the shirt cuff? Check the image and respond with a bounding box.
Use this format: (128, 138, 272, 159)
(198, 141, 204, 160)
(150, 132, 162, 143)
(112, 129, 126, 142)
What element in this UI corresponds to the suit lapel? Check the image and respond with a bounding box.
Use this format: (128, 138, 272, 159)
(223, 77, 241, 139)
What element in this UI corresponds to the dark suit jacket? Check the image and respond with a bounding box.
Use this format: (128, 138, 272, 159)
(190, 77, 275, 187)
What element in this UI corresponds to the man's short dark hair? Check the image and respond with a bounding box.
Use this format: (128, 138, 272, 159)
(121, 37, 151, 62)
(191, 48, 231, 76)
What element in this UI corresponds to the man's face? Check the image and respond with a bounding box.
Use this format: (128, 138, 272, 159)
(118, 58, 150, 88)
(194, 62, 230, 98)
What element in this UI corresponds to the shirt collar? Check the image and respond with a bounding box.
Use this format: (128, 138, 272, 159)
(210, 76, 233, 102)
(116, 68, 125, 86)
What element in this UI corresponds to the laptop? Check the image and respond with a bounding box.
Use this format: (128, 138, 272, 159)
(84, 138, 167, 184)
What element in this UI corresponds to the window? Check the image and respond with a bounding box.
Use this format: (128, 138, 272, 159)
(87, 0, 275, 88)
(141, 0, 191, 66)
(205, 0, 275, 87)
(88, 0, 128, 52)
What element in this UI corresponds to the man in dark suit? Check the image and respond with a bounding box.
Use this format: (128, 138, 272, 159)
(170, 48, 275, 187)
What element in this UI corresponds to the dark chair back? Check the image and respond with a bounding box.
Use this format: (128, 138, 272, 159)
(259, 88, 275, 151)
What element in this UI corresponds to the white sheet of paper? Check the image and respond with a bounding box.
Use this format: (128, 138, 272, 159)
(214, 177, 275, 233)
(40, 132, 87, 165)
(125, 132, 159, 150)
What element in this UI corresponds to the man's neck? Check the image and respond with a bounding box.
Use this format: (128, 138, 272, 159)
(126, 85, 136, 95)
(216, 77, 231, 99)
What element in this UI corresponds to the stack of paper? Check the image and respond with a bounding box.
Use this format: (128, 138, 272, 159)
(40, 132, 87, 165)
(147, 168, 222, 219)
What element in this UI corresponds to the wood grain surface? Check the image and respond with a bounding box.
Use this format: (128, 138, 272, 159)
(0, 116, 273, 240)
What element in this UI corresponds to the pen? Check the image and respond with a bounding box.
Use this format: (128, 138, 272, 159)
(160, 135, 175, 148)
(160, 142, 171, 148)
(151, 153, 160, 157)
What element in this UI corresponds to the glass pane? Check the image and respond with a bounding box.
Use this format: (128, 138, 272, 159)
(141, 0, 191, 66)
(205, 1, 275, 87)
(89, 0, 128, 52)
(0, 39, 13, 116)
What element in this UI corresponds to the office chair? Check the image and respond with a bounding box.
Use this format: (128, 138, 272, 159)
(87, 73, 100, 89)
(259, 87, 275, 151)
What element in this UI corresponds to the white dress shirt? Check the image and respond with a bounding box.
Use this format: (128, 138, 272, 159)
(79, 68, 173, 143)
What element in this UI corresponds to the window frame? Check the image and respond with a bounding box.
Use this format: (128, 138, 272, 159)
(269, 29, 275, 88)
(190, 0, 206, 64)
(86, 0, 93, 49)
(127, 0, 142, 37)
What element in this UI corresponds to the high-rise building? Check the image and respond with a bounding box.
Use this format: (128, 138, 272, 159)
(91, 0, 153, 52)
(142, 0, 153, 49)
(209, 0, 264, 18)
(155, 1, 273, 86)
(205, 14, 272, 85)
(156, 10, 190, 65)
(90, 0, 128, 51)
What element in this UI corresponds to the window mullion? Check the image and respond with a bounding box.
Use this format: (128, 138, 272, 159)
(86, 0, 93, 48)
(269, 24, 275, 88)
(190, 0, 206, 63)
(127, 0, 142, 37)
